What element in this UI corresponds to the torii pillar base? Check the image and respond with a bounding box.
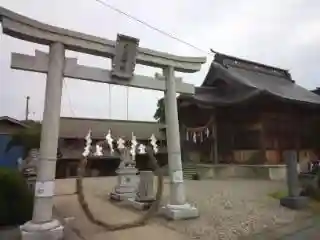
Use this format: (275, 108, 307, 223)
(160, 203, 199, 220)
(20, 219, 64, 240)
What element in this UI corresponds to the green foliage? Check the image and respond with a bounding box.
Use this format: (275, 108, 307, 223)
(269, 190, 287, 200)
(0, 168, 33, 226)
(5, 123, 41, 159)
(153, 98, 165, 124)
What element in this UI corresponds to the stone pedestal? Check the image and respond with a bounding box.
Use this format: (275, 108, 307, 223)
(110, 167, 139, 201)
(20, 219, 63, 240)
(280, 151, 308, 210)
(160, 203, 199, 220)
(280, 196, 309, 210)
(127, 171, 155, 210)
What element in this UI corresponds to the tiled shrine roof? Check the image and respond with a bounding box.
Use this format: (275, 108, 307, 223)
(179, 53, 320, 106)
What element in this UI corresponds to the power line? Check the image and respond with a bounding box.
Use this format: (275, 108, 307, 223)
(93, 0, 216, 57)
(64, 0, 220, 120)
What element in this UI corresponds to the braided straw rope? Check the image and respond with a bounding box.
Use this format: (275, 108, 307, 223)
(76, 146, 163, 231)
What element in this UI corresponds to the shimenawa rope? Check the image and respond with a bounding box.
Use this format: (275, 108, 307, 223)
(76, 146, 163, 231)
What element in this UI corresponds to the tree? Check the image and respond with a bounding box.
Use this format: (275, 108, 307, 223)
(153, 98, 165, 123)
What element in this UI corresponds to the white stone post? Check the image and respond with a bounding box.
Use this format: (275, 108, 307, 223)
(137, 171, 155, 201)
(161, 66, 199, 220)
(21, 42, 65, 239)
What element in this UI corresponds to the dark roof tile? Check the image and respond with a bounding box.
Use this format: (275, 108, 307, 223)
(194, 53, 320, 105)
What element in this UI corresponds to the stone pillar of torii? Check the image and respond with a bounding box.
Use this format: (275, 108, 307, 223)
(0, 6, 206, 239)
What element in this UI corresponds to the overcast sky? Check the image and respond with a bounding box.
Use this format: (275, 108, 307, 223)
(1, 0, 320, 121)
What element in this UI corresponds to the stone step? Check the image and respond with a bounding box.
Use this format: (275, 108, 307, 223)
(160, 164, 198, 179)
(183, 164, 197, 180)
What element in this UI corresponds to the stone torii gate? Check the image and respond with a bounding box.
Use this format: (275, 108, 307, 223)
(0, 7, 206, 239)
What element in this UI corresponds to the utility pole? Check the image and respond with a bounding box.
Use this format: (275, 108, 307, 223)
(25, 96, 30, 121)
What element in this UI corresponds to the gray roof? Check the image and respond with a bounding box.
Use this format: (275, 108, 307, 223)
(59, 117, 165, 140)
(312, 88, 320, 95)
(0, 116, 29, 128)
(227, 65, 320, 104)
(183, 53, 320, 106)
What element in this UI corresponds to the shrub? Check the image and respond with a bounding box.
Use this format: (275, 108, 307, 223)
(0, 168, 34, 226)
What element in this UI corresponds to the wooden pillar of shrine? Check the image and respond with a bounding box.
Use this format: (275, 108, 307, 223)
(260, 114, 267, 163)
(295, 115, 301, 164)
(211, 113, 219, 164)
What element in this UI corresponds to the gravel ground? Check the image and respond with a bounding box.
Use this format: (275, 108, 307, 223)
(154, 179, 310, 240)
(55, 177, 310, 240)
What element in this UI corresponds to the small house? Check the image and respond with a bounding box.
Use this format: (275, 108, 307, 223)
(0, 116, 28, 168)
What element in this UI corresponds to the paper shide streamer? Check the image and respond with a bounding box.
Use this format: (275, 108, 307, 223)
(183, 116, 214, 144)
